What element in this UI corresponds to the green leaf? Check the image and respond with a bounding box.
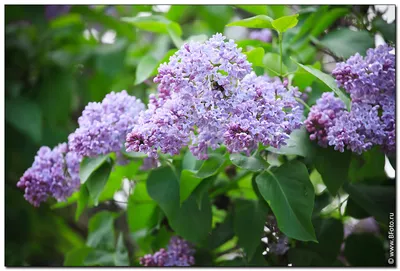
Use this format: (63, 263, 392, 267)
(313, 190, 333, 217)
(166, 23, 184, 48)
(309, 8, 350, 37)
(236, 39, 273, 52)
(180, 153, 225, 204)
(185, 34, 209, 43)
(344, 183, 395, 224)
(291, 6, 329, 43)
(99, 160, 141, 202)
(345, 197, 370, 220)
(319, 29, 374, 59)
(267, 127, 314, 158)
(147, 166, 212, 244)
(38, 72, 74, 126)
(95, 40, 129, 78)
(236, 5, 268, 15)
(292, 62, 321, 90)
(182, 150, 203, 171)
(229, 152, 269, 172)
(244, 47, 265, 67)
(114, 234, 129, 266)
(312, 147, 352, 196)
(256, 161, 317, 242)
(292, 60, 351, 110)
(85, 160, 113, 205)
(6, 97, 42, 143)
(127, 181, 157, 232)
(64, 247, 93, 266)
(135, 54, 158, 85)
(266, 5, 291, 19)
(348, 147, 386, 183)
(84, 250, 115, 266)
(288, 248, 324, 266)
(196, 153, 225, 179)
(227, 15, 273, 29)
(234, 200, 268, 260)
(344, 233, 386, 266)
(263, 52, 288, 76)
(299, 218, 344, 264)
(272, 14, 299, 33)
(373, 17, 395, 43)
(151, 48, 177, 76)
(75, 184, 89, 221)
(87, 211, 115, 250)
(80, 155, 110, 184)
(72, 6, 136, 41)
(121, 15, 182, 47)
(206, 213, 234, 249)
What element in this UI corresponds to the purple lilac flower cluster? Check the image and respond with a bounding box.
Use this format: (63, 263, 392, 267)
(304, 92, 346, 148)
(19, 91, 144, 206)
(306, 45, 395, 154)
(17, 143, 81, 207)
(69, 90, 145, 159)
(126, 34, 303, 159)
(140, 236, 195, 266)
(249, 29, 273, 43)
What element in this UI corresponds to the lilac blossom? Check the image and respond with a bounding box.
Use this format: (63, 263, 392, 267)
(249, 29, 273, 43)
(305, 92, 346, 147)
(307, 45, 395, 154)
(140, 236, 195, 267)
(17, 143, 81, 207)
(69, 90, 145, 159)
(332, 44, 395, 104)
(126, 34, 303, 159)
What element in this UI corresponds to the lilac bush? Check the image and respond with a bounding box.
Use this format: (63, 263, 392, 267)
(17, 143, 81, 207)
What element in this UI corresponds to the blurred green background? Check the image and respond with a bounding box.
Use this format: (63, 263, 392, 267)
(5, 5, 395, 266)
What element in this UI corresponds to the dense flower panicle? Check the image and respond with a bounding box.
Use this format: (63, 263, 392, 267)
(307, 45, 395, 154)
(331, 44, 395, 153)
(17, 143, 81, 207)
(140, 236, 195, 267)
(332, 44, 395, 103)
(305, 92, 346, 147)
(69, 90, 145, 158)
(327, 102, 386, 153)
(126, 34, 303, 159)
(224, 73, 303, 154)
(249, 29, 273, 43)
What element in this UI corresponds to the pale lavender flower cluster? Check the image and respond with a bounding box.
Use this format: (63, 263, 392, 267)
(306, 45, 395, 154)
(19, 91, 145, 207)
(140, 236, 195, 267)
(17, 143, 81, 207)
(249, 29, 273, 43)
(126, 34, 303, 159)
(69, 90, 145, 158)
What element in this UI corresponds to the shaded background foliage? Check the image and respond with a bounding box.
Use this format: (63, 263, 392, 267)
(5, 5, 396, 266)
